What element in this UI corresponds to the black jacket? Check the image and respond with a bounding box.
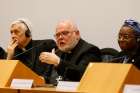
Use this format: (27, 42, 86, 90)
(51, 39, 101, 83)
(113, 47, 140, 70)
(0, 47, 6, 59)
(13, 39, 56, 83)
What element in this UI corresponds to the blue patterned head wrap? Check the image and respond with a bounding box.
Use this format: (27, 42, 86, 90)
(123, 19, 140, 37)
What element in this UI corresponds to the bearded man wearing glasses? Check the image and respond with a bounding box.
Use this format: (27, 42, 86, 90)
(39, 19, 101, 85)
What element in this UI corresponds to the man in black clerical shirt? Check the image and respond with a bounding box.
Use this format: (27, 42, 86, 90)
(39, 20, 101, 84)
(6, 18, 56, 83)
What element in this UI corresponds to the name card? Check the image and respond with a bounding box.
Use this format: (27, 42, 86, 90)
(56, 81, 79, 91)
(123, 84, 140, 93)
(10, 79, 33, 89)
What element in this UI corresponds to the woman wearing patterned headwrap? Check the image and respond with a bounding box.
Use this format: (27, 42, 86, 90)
(114, 19, 140, 69)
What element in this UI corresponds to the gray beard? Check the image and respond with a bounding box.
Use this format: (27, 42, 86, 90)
(59, 39, 79, 52)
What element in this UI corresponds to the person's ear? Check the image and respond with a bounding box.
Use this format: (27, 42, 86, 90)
(75, 30, 80, 35)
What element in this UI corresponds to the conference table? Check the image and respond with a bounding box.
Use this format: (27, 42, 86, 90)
(0, 87, 84, 93)
(1, 61, 140, 93)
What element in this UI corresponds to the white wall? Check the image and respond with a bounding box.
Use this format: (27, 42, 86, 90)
(0, 0, 140, 51)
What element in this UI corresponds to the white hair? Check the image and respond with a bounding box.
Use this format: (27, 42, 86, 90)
(56, 19, 79, 32)
(10, 18, 32, 33)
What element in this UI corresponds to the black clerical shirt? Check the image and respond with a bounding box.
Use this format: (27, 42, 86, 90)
(13, 39, 56, 83)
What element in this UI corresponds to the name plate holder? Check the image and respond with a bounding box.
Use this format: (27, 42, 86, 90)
(10, 79, 33, 89)
(56, 81, 79, 91)
(123, 84, 140, 93)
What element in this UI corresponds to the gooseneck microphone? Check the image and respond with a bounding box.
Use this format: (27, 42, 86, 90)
(14, 41, 46, 58)
(14, 46, 36, 58)
(110, 56, 126, 63)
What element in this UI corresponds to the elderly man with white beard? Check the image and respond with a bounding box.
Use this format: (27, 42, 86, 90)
(39, 20, 102, 85)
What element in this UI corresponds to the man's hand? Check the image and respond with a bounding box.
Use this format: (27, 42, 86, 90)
(7, 39, 18, 59)
(39, 49, 60, 66)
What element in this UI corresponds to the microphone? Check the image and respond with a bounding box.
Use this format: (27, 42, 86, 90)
(14, 46, 36, 58)
(110, 56, 125, 63)
(14, 41, 46, 58)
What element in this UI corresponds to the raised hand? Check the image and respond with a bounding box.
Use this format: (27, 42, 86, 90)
(7, 39, 18, 59)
